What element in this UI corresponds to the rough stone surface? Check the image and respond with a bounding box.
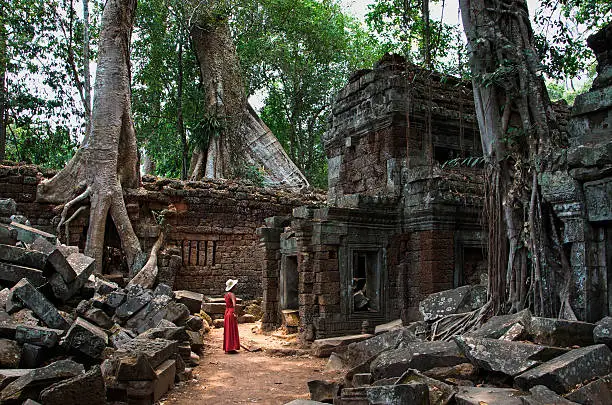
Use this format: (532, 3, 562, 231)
(370, 341, 466, 379)
(9, 222, 57, 245)
(0, 262, 46, 288)
(467, 309, 532, 339)
(520, 385, 579, 405)
(0, 359, 85, 404)
(343, 327, 418, 369)
(307, 380, 340, 403)
(0, 244, 47, 269)
(396, 368, 454, 405)
(514, 344, 612, 394)
(115, 287, 154, 320)
(0, 338, 21, 368)
(419, 285, 486, 322)
(593, 316, 612, 348)
(454, 387, 526, 405)
(174, 290, 203, 314)
(9, 278, 69, 330)
(63, 317, 108, 359)
(565, 372, 612, 405)
(39, 365, 105, 405)
(19, 343, 44, 368)
(116, 338, 178, 369)
(15, 325, 62, 348)
(311, 334, 373, 357)
(116, 353, 157, 381)
(529, 317, 596, 347)
(454, 336, 567, 377)
(125, 294, 173, 334)
(366, 382, 430, 405)
(374, 319, 403, 335)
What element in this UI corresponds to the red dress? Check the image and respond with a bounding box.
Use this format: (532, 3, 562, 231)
(223, 293, 240, 352)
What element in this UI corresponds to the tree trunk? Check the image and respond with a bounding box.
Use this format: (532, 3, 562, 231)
(177, 40, 188, 180)
(459, 0, 570, 317)
(0, 6, 6, 162)
(83, 0, 92, 136)
(421, 0, 431, 67)
(37, 0, 147, 275)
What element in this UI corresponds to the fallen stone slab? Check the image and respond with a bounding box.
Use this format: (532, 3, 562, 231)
(15, 325, 63, 348)
(308, 380, 340, 403)
(419, 285, 487, 322)
(593, 316, 612, 348)
(163, 301, 191, 326)
(238, 314, 256, 323)
(344, 327, 418, 369)
(138, 325, 188, 342)
(371, 340, 466, 379)
(454, 336, 567, 377)
(0, 225, 17, 245)
(0, 369, 31, 391)
(375, 319, 403, 335)
(565, 372, 612, 404)
(92, 275, 119, 295)
(152, 359, 176, 402)
(0, 199, 17, 218)
(514, 344, 612, 394)
(29, 237, 56, 255)
(9, 309, 38, 326)
(424, 362, 478, 381)
(115, 287, 154, 320)
(174, 290, 203, 314)
(39, 365, 105, 405)
(529, 317, 596, 347)
(186, 329, 204, 352)
(81, 307, 114, 330)
(0, 359, 85, 404)
(19, 343, 44, 368)
(46, 246, 80, 283)
(454, 387, 526, 405)
(0, 319, 17, 339)
(201, 302, 227, 315)
(352, 373, 372, 387)
(520, 385, 579, 405)
(63, 317, 108, 359)
(467, 309, 532, 340)
(0, 262, 46, 288)
(311, 334, 374, 357)
(366, 382, 430, 405)
(8, 278, 69, 330)
(396, 368, 454, 405)
(116, 353, 157, 381)
(102, 289, 127, 312)
(117, 338, 178, 369)
(0, 244, 47, 269)
(125, 294, 173, 334)
(9, 222, 57, 245)
(0, 338, 21, 368)
(153, 283, 174, 298)
(185, 314, 204, 331)
(109, 324, 135, 349)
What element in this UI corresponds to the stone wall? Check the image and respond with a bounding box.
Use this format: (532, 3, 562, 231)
(0, 163, 324, 299)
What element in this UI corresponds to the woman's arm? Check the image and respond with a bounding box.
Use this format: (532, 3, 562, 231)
(231, 293, 237, 311)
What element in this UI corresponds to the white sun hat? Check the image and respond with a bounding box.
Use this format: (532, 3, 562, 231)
(225, 278, 238, 292)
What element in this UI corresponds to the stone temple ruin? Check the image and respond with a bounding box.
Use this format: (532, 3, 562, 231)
(0, 22, 609, 405)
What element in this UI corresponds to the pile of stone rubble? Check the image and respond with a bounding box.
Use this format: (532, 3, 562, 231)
(0, 199, 208, 404)
(301, 285, 612, 405)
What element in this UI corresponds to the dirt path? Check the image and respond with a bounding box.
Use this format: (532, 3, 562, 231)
(161, 324, 340, 405)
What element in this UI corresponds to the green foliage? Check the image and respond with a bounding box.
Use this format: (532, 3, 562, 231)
(239, 164, 266, 187)
(442, 155, 485, 169)
(233, 0, 382, 188)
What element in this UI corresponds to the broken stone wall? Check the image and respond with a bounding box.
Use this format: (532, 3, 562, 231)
(0, 164, 323, 299)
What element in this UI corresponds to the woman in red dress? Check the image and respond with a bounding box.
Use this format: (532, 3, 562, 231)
(223, 278, 240, 353)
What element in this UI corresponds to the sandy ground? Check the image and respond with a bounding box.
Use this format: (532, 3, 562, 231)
(160, 323, 340, 405)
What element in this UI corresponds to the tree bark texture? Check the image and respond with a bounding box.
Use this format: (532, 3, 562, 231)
(37, 0, 146, 275)
(0, 8, 6, 162)
(189, 3, 308, 187)
(83, 0, 92, 136)
(459, 0, 571, 317)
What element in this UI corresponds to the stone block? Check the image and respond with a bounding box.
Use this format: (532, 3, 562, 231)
(396, 368, 454, 405)
(185, 314, 204, 331)
(0, 338, 21, 368)
(9, 222, 57, 245)
(529, 317, 596, 347)
(15, 325, 62, 348)
(92, 275, 119, 295)
(63, 318, 108, 359)
(0, 369, 31, 391)
(307, 380, 340, 403)
(344, 328, 418, 369)
(419, 285, 486, 322)
(174, 290, 203, 314)
(370, 341, 466, 379)
(9, 278, 69, 330)
(125, 294, 173, 334)
(117, 338, 178, 369)
(311, 334, 373, 357)
(163, 301, 190, 326)
(366, 383, 429, 405)
(116, 353, 157, 381)
(0, 244, 47, 269)
(152, 359, 176, 402)
(186, 329, 204, 352)
(39, 365, 105, 405)
(467, 309, 532, 340)
(520, 385, 579, 405)
(0, 199, 17, 217)
(109, 324, 135, 349)
(0, 225, 17, 246)
(153, 283, 174, 298)
(82, 307, 114, 329)
(454, 387, 526, 405)
(138, 325, 188, 342)
(0, 262, 46, 288)
(0, 359, 85, 403)
(514, 344, 612, 394)
(115, 288, 154, 320)
(594, 316, 612, 348)
(238, 314, 256, 323)
(374, 319, 403, 335)
(103, 289, 127, 311)
(19, 343, 44, 368)
(352, 373, 372, 387)
(454, 336, 567, 377)
(565, 372, 612, 405)
(201, 302, 226, 315)
(46, 246, 80, 283)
